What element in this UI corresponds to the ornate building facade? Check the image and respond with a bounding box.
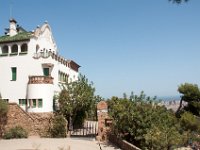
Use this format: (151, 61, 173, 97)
(0, 19, 80, 113)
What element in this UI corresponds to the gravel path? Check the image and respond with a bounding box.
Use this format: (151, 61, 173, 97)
(0, 137, 121, 150)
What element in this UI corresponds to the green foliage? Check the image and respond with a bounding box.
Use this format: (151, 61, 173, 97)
(87, 95, 103, 121)
(58, 74, 95, 128)
(3, 126, 28, 139)
(177, 83, 200, 116)
(144, 109, 186, 149)
(178, 83, 200, 102)
(0, 100, 8, 138)
(169, 0, 189, 3)
(108, 92, 187, 149)
(180, 111, 200, 132)
(0, 100, 8, 116)
(50, 115, 67, 138)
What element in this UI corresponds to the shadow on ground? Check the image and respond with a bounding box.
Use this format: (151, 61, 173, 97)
(99, 141, 121, 150)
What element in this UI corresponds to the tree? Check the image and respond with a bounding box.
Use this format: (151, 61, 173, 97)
(58, 74, 95, 129)
(50, 114, 67, 138)
(145, 108, 186, 149)
(180, 111, 200, 132)
(108, 92, 187, 149)
(87, 95, 103, 121)
(169, 0, 189, 3)
(177, 83, 200, 116)
(0, 100, 8, 138)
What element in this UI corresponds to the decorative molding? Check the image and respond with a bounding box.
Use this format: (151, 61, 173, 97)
(28, 76, 53, 84)
(33, 49, 80, 72)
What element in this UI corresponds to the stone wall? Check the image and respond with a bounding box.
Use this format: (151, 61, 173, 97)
(96, 101, 141, 150)
(109, 134, 141, 150)
(5, 103, 53, 137)
(96, 101, 111, 141)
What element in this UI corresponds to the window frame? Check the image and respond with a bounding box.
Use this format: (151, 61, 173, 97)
(11, 67, 17, 81)
(20, 43, 28, 54)
(38, 99, 43, 108)
(32, 99, 36, 108)
(11, 44, 18, 55)
(43, 67, 49, 76)
(19, 99, 27, 106)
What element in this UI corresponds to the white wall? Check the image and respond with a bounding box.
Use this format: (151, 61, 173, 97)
(27, 84, 54, 112)
(0, 22, 79, 112)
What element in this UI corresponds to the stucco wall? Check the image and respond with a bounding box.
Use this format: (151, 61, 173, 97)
(27, 84, 54, 112)
(0, 21, 79, 113)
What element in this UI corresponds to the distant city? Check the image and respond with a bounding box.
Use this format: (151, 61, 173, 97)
(158, 95, 181, 101)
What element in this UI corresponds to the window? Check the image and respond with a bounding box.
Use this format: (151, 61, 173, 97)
(58, 71, 61, 81)
(20, 43, 28, 53)
(11, 44, 18, 54)
(58, 71, 68, 83)
(43, 68, 49, 76)
(19, 99, 27, 106)
(11, 67, 17, 81)
(36, 44, 40, 53)
(38, 99, 43, 108)
(2, 45, 8, 54)
(32, 99, 36, 108)
(2, 99, 9, 103)
(0, 45, 9, 56)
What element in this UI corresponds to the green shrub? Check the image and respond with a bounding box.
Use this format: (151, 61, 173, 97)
(0, 100, 8, 116)
(51, 114, 67, 138)
(3, 126, 28, 139)
(180, 111, 200, 131)
(0, 100, 8, 138)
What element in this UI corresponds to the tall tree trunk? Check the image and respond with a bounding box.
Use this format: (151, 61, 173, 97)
(176, 98, 183, 116)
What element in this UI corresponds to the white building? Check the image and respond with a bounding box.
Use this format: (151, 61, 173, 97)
(0, 19, 80, 113)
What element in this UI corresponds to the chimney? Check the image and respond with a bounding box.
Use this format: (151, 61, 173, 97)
(9, 18, 17, 36)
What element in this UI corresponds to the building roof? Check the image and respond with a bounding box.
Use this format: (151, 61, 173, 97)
(67, 60, 81, 72)
(0, 31, 33, 44)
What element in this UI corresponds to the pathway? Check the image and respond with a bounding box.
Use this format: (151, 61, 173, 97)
(0, 137, 121, 150)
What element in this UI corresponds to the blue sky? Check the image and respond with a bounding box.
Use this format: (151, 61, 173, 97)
(0, 0, 200, 99)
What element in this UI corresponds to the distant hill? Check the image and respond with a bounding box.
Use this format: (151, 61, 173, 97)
(158, 95, 181, 101)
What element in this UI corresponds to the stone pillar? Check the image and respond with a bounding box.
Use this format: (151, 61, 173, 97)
(96, 101, 112, 141)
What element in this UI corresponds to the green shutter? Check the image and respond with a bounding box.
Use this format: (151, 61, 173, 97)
(11, 67, 17, 81)
(22, 99, 27, 106)
(33, 99, 36, 108)
(43, 68, 49, 76)
(19, 99, 21, 105)
(38, 99, 43, 108)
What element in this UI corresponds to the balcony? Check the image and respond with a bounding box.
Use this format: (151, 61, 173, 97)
(28, 76, 53, 84)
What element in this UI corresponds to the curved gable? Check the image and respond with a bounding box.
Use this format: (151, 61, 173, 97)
(34, 23, 57, 52)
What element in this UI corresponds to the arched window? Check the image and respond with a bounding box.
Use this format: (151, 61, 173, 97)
(2, 45, 8, 54)
(21, 43, 28, 53)
(11, 44, 18, 54)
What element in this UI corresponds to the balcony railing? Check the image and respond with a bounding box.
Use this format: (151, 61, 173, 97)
(28, 76, 53, 84)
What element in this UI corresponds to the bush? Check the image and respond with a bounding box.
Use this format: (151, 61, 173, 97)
(51, 114, 67, 138)
(0, 100, 8, 116)
(3, 126, 28, 139)
(0, 100, 8, 138)
(180, 111, 200, 131)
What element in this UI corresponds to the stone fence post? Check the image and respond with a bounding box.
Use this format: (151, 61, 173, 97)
(96, 101, 112, 141)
